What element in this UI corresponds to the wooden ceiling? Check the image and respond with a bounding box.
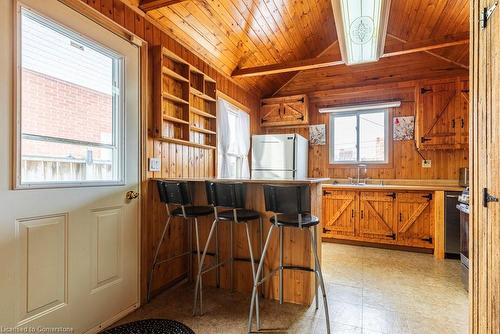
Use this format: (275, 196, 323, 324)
(135, 0, 469, 97)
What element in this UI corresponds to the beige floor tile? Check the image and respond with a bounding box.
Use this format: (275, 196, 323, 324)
(110, 243, 468, 334)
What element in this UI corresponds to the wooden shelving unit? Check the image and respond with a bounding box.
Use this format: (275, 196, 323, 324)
(153, 46, 217, 149)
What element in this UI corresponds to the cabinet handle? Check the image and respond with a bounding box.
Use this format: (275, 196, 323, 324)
(351, 209, 354, 218)
(451, 119, 456, 128)
(461, 118, 465, 128)
(361, 210, 364, 219)
(421, 236, 433, 244)
(386, 192, 396, 200)
(399, 213, 402, 222)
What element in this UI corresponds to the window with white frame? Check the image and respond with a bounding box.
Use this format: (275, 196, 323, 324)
(18, 8, 124, 186)
(328, 109, 389, 164)
(217, 99, 250, 178)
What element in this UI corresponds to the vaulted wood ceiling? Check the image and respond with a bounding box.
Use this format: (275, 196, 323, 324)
(135, 0, 469, 97)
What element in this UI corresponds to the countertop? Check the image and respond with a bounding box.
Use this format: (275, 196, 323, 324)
(153, 177, 330, 184)
(322, 183, 464, 192)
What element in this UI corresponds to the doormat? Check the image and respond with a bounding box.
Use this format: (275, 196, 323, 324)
(102, 319, 195, 334)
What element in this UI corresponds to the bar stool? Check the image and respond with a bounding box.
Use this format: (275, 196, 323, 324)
(147, 181, 214, 302)
(193, 181, 263, 321)
(247, 184, 331, 334)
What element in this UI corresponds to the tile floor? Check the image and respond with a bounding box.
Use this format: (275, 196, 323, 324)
(116, 243, 468, 334)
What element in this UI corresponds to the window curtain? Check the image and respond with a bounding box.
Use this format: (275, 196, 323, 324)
(236, 111, 250, 178)
(217, 99, 231, 177)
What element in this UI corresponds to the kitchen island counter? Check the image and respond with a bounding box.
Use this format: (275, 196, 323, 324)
(150, 177, 324, 306)
(153, 177, 329, 184)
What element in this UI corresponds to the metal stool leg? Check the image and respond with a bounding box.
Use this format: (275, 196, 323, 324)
(147, 215, 172, 302)
(259, 217, 264, 298)
(310, 227, 331, 334)
(315, 230, 319, 310)
(193, 218, 218, 316)
(245, 222, 260, 331)
(215, 219, 220, 289)
(279, 226, 284, 304)
(193, 218, 202, 314)
(230, 220, 234, 292)
(188, 218, 193, 282)
(248, 225, 274, 333)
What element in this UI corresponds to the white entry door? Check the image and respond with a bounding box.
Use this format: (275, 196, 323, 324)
(0, 0, 140, 333)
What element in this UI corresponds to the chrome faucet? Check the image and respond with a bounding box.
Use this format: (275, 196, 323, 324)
(357, 164, 368, 184)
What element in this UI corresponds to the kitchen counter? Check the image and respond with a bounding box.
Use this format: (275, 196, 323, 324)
(150, 177, 324, 306)
(154, 177, 329, 184)
(321, 181, 463, 260)
(322, 183, 464, 192)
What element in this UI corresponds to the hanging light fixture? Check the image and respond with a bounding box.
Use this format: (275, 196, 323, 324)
(331, 0, 391, 65)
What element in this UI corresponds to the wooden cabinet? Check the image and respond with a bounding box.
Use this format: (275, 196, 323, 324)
(322, 188, 435, 250)
(359, 191, 397, 242)
(322, 190, 357, 237)
(416, 78, 468, 150)
(396, 192, 434, 249)
(260, 94, 309, 127)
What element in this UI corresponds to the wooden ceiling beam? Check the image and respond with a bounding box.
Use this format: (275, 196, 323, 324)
(139, 0, 187, 12)
(232, 33, 469, 78)
(232, 56, 344, 78)
(387, 33, 469, 69)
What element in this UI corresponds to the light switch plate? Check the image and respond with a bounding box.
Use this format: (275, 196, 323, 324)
(422, 159, 432, 168)
(149, 157, 161, 172)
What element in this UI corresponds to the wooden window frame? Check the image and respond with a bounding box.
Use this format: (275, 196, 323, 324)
(328, 108, 393, 168)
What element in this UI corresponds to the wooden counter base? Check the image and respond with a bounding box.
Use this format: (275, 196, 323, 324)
(321, 186, 447, 260)
(147, 179, 323, 306)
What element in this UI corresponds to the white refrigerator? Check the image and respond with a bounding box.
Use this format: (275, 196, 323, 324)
(251, 134, 308, 179)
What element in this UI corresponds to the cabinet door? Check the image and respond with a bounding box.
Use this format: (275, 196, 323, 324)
(418, 80, 459, 149)
(359, 192, 397, 241)
(458, 79, 469, 145)
(260, 100, 282, 127)
(322, 190, 357, 238)
(260, 94, 308, 127)
(396, 192, 434, 248)
(281, 95, 308, 125)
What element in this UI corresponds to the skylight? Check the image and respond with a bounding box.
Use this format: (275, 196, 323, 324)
(332, 0, 391, 65)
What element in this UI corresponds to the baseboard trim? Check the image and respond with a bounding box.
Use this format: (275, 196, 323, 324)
(84, 303, 139, 334)
(322, 237, 434, 254)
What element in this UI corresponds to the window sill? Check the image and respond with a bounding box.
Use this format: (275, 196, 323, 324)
(329, 162, 393, 169)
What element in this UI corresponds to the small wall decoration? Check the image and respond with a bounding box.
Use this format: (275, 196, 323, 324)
(309, 124, 326, 145)
(393, 116, 415, 141)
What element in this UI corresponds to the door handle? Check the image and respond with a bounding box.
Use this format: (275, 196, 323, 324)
(126, 191, 139, 200)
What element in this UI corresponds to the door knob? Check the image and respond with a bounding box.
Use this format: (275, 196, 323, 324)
(126, 191, 139, 200)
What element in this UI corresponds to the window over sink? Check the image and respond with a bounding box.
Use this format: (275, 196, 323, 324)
(327, 109, 389, 164)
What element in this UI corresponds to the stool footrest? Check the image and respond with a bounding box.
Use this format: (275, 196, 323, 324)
(200, 259, 229, 275)
(256, 265, 315, 287)
(282, 265, 315, 273)
(233, 256, 261, 264)
(154, 250, 191, 267)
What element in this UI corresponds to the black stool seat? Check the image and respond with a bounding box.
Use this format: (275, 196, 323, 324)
(171, 206, 213, 217)
(270, 213, 319, 227)
(218, 209, 260, 222)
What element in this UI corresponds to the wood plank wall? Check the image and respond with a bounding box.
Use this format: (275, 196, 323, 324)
(264, 80, 469, 180)
(77, 0, 261, 302)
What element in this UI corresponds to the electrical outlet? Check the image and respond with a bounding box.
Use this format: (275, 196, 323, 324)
(422, 159, 432, 168)
(149, 158, 161, 172)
